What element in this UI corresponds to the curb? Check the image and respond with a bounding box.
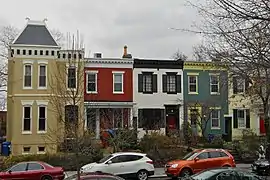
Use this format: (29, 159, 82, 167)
(150, 175, 167, 178)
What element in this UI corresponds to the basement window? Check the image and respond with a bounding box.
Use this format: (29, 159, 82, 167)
(34, 50, 38, 55)
(22, 146, 31, 154)
(28, 50, 32, 55)
(45, 50, 49, 56)
(17, 49, 20, 55)
(23, 49, 26, 55)
(40, 50, 43, 55)
(38, 146, 45, 154)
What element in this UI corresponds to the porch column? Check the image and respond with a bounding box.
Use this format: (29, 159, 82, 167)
(84, 106, 87, 130)
(95, 108, 100, 139)
(130, 108, 133, 128)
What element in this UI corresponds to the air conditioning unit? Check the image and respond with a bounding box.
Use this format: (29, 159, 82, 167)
(94, 53, 102, 58)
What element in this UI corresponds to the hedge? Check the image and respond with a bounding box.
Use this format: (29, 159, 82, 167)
(0, 152, 103, 171)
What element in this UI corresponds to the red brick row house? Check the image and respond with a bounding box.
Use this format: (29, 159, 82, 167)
(84, 47, 134, 139)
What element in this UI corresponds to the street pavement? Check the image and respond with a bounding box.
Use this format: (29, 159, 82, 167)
(64, 164, 253, 179)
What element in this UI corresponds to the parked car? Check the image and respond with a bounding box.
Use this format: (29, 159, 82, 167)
(65, 172, 125, 180)
(0, 161, 65, 180)
(80, 152, 155, 180)
(252, 158, 270, 175)
(188, 167, 262, 180)
(165, 148, 235, 178)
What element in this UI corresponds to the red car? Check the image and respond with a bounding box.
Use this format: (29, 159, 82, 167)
(67, 172, 125, 180)
(0, 161, 65, 180)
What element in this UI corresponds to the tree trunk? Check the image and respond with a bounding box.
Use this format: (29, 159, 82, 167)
(263, 102, 270, 142)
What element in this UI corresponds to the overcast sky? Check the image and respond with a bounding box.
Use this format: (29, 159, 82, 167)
(0, 0, 203, 60)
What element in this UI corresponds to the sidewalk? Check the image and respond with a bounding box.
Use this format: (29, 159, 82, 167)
(64, 164, 252, 179)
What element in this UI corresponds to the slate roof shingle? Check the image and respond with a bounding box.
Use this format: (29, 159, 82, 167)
(13, 24, 58, 46)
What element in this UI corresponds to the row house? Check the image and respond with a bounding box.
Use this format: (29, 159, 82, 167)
(7, 19, 84, 155)
(183, 62, 229, 139)
(229, 74, 261, 139)
(133, 59, 184, 138)
(84, 48, 134, 139)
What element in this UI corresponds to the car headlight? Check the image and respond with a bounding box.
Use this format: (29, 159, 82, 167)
(171, 164, 178, 168)
(82, 166, 93, 172)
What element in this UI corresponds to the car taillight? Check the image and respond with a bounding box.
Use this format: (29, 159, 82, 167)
(146, 161, 153, 164)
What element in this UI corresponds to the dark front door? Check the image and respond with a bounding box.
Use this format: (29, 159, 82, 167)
(224, 117, 232, 142)
(165, 105, 179, 135)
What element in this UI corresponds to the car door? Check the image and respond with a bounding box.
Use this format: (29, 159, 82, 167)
(4, 163, 28, 180)
(26, 162, 45, 180)
(103, 155, 126, 175)
(208, 151, 223, 167)
(119, 155, 143, 175)
(191, 152, 211, 173)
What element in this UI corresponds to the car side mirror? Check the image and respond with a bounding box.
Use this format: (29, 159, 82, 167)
(194, 157, 199, 161)
(107, 161, 112, 165)
(8, 170, 12, 174)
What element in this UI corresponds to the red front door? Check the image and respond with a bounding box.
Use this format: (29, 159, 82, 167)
(260, 117, 266, 134)
(167, 116, 176, 129)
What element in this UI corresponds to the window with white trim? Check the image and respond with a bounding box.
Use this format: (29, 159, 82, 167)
(38, 146, 45, 154)
(211, 109, 220, 128)
(87, 72, 97, 93)
(23, 106, 31, 132)
(39, 65, 46, 88)
(24, 64, 32, 88)
(67, 66, 76, 89)
(188, 75, 197, 93)
(113, 73, 123, 93)
(237, 109, 246, 128)
(210, 75, 219, 94)
(23, 147, 31, 154)
(38, 106, 46, 132)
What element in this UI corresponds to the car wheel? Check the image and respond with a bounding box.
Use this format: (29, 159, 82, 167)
(137, 170, 148, 180)
(41, 175, 52, 180)
(180, 168, 192, 177)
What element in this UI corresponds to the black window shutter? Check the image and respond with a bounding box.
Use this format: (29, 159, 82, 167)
(245, 78, 249, 92)
(162, 75, 167, 92)
(246, 109, 250, 128)
(152, 74, 158, 93)
(233, 76, 237, 94)
(138, 74, 143, 92)
(176, 75, 181, 93)
(233, 109, 238, 128)
(138, 109, 143, 128)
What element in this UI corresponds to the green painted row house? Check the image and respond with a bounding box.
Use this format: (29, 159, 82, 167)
(183, 61, 230, 140)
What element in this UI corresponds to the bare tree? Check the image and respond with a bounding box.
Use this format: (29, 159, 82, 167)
(171, 49, 188, 61)
(184, 101, 221, 141)
(180, 0, 270, 140)
(44, 34, 94, 179)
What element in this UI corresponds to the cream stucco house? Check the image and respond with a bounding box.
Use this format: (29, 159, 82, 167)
(7, 19, 84, 155)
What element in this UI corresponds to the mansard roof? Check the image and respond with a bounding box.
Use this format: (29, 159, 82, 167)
(12, 19, 58, 47)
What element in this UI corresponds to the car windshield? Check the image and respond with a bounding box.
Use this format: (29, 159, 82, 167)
(98, 154, 113, 163)
(42, 162, 54, 168)
(182, 151, 199, 160)
(191, 169, 228, 180)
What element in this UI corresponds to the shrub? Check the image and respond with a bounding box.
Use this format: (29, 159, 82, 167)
(202, 135, 225, 148)
(139, 132, 174, 152)
(0, 152, 103, 171)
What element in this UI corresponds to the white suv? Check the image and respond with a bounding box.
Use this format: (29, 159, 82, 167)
(80, 152, 155, 180)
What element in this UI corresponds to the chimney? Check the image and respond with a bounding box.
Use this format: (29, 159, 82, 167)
(94, 53, 102, 58)
(123, 45, 127, 56)
(122, 45, 132, 58)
